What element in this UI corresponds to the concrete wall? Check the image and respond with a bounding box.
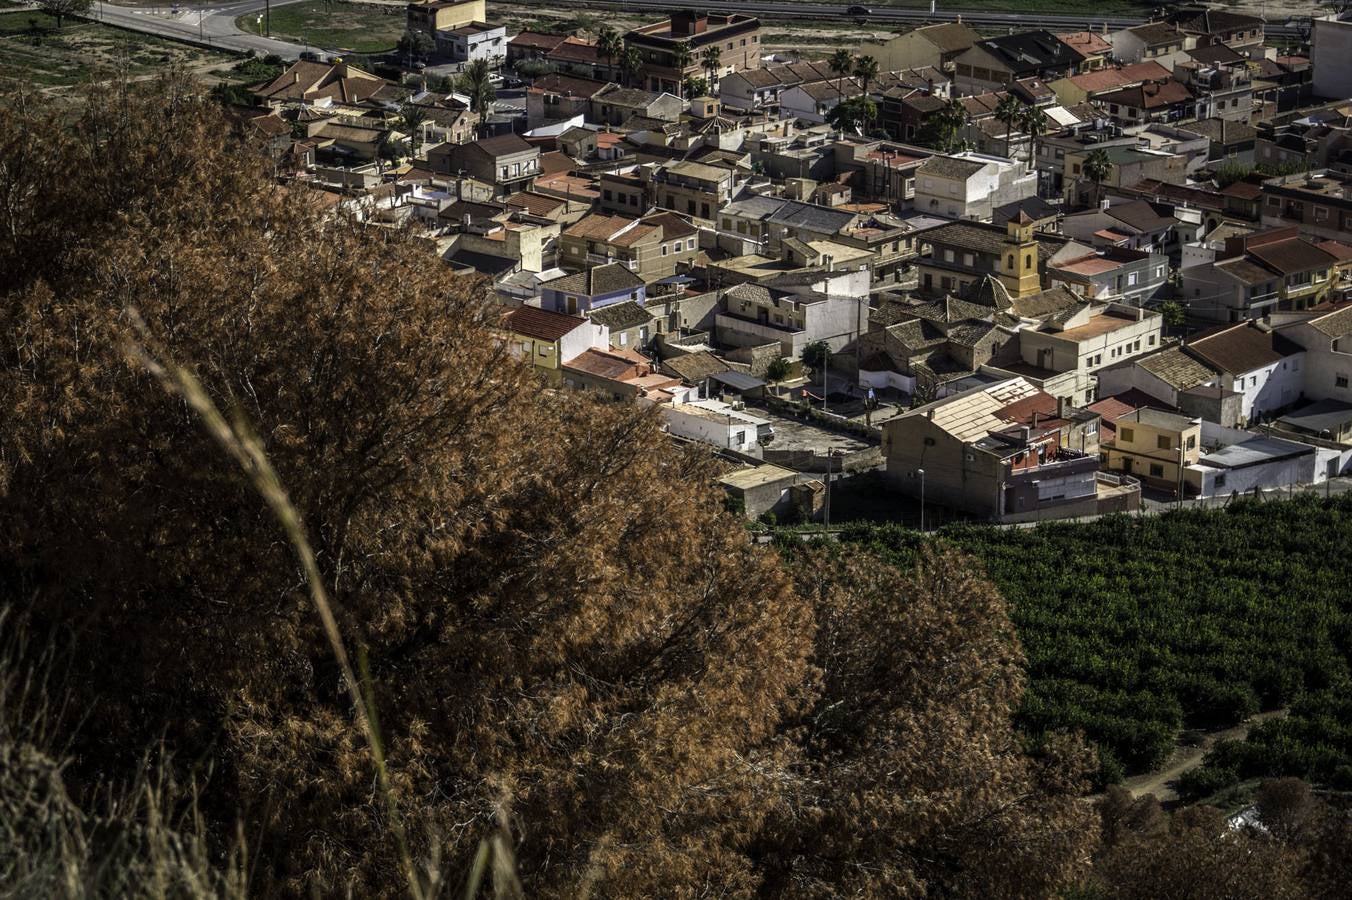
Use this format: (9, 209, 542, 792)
(1187, 451, 1316, 497)
(662, 406, 761, 454)
(1313, 17, 1352, 101)
(883, 417, 1002, 518)
(1280, 320, 1352, 405)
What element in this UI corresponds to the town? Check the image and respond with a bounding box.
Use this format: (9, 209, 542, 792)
(200, 0, 1352, 527)
(11, 1, 1352, 894)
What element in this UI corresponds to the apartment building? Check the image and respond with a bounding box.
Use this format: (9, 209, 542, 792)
(1260, 170, 1352, 243)
(1017, 303, 1163, 405)
(625, 11, 762, 95)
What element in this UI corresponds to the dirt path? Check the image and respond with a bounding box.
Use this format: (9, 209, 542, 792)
(1122, 709, 1288, 804)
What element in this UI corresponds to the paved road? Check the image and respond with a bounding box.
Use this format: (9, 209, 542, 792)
(89, 0, 312, 58)
(80, 0, 1308, 61)
(492, 0, 1309, 38)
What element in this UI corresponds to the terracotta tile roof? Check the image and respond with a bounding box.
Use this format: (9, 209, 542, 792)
(503, 306, 588, 342)
(662, 350, 730, 383)
(509, 31, 568, 51)
(1317, 240, 1352, 263)
(1245, 238, 1337, 276)
(1185, 323, 1303, 375)
(505, 191, 566, 217)
(1056, 30, 1112, 58)
(562, 347, 645, 379)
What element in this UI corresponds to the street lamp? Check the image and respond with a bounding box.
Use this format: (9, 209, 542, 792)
(917, 467, 926, 532)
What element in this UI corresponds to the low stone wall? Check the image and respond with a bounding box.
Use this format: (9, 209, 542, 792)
(725, 342, 782, 378)
(760, 395, 880, 442)
(763, 445, 882, 474)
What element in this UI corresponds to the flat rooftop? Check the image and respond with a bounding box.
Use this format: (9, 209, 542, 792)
(1055, 311, 1143, 341)
(719, 463, 799, 490)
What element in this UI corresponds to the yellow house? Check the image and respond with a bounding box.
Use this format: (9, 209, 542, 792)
(499, 306, 605, 385)
(1101, 407, 1201, 494)
(407, 0, 485, 34)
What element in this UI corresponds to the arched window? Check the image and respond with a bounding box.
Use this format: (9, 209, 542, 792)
(1006, 254, 1015, 270)
(1025, 253, 1033, 269)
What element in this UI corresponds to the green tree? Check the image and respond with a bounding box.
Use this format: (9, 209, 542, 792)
(397, 28, 433, 68)
(701, 44, 721, 89)
(682, 75, 709, 99)
(37, 0, 90, 29)
(1020, 102, 1047, 175)
(596, 24, 621, 75)
(995, 93, 1023, 160)
(853, 54, 880, 127)
(915, 97, 968, 153)
(1160, 300, 1187, 330)
(457, 57, 496, 124)
(764, 356, 790, 383)
(801, 339, 830, 371)
(398, 102, 428, 158)
(826, 95, 876, 135)
(672, 40, 693, 98)
(1083, 147, 1113, 208)
(620, 45, 643, 88)
(829, 47, 853, 97)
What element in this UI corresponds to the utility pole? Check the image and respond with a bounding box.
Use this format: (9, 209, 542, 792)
(918, 467, 926, 531)
(265, 0, 270, 38)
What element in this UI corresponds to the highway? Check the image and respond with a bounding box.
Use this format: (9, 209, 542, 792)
(81, 0, 1307, 64)
(89, 0, 311, 57)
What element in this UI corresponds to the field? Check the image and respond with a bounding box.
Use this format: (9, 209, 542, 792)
(0, 9, 233, 90)
(235, 0, 405, 54)
(824, 495, 1352, 792)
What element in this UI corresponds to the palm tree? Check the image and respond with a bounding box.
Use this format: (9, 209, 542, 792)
(853, 55, 880, 130)
(829, 47, 853, 97)
(672, 40, 693, 98)
(620, 46, 643, 89)
(995, 93, 1022, 160)
(457, 58, 495, 134)
(924, 97, 968, 153)
(1019, 104, 1046, 178)
(399, 102, 428, 159)
(701, 45, 721, 91)
(597, 25, 621, 80)
(1083, 147, 1113, 208)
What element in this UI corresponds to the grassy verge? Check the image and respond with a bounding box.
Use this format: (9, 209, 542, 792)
(236, 0, 405, 53)
(0, 11, 233, 89)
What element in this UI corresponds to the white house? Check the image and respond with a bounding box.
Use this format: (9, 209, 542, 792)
(1278, 306, 1352, 406)
(1185, 322, 1306, 423)
(437, 22, 507, 64)
(912, 152, 1037, 223)
(662, 399, 770, 456)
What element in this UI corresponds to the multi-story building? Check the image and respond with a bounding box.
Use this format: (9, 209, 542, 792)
(644, 159, 737, 221)
(717, 60, 834, 114)
(1278, 306, 1352, 406)
(1180, 226, 1339, 321)
(1047, 247, 1170, 306)
(913, 152, 1037, 223)
(559, 211, 700, 281)
(625, 11, 762, 95)
(952, 30, 1081, 95)
(1016, 303, 1164, 405)
(884, 377, 1128, 522)
(525, 74, 608, 129)
(1260, 170, 1352, 244)
(717, 195, 858, 254)
(1092, 79, 1196, 126)
(856, 21, 981, 74)
(590, 85, 685, 126)
(499, 306, 608, 385)
(1109, 21, 1192, 67)
(1062, 145, 1186, 207)
(1173, 46, 1252, 121)
(916, 217, 1065, 300)
(1055, 30, 1113, 71)
(1312, 10, 1352, 102)
(1061, 199, 1179, 254)
(431, 21, 505, 63)
(1185, 322, 1306, 423)
(406, 0, 483, 35)
(540, 262, 646, 315)
(1101, 407, 1201, 494)
(428, 134, 540, 198)
(715, 279, 870, 357)
(1168, 8, 1265, 51)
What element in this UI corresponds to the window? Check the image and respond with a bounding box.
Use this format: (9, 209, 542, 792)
(1007, 254, 1015, 270)
(1025, 254, 1033, 269)
(538, 346, 551, 357)
(1187, 435, 1196, 450)
(1128, 272, 1138, 286)
(963, 253, 973, 267)
(1338, 375, 1349, 388)
(1157, 435, 1171, 450)
(944, 249, 955, 263)
(1149, 334, 1156, 346)
(1149, 463, 1165, 478)
(661, 245, 669, 256)
(1315, 206, 1328, 222)
(1120, 426, 1135, 443)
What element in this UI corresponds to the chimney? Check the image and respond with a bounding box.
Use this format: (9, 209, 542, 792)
(1020, 425, 1032, 443)
(1033, 410, 1040, 428)
(1099, 197, 1110, 211)
(927, 408, 935, 420)
(1057, 395, 1067, 418)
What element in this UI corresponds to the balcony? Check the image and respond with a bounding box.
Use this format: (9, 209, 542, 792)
(586, 253, 638, 270)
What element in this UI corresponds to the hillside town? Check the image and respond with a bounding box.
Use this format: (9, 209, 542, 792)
(229, 0, 1352, 526)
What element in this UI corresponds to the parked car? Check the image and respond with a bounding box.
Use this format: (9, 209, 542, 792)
(847, 5, 871, 15)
